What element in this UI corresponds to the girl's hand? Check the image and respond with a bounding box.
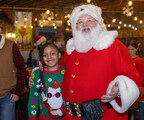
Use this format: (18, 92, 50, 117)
(101, 82, 119, 102)
(41, 92, 47, 101)
(29, 77, 34, 88)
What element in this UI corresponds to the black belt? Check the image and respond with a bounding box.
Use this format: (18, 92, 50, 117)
(65, 101, 112, 118)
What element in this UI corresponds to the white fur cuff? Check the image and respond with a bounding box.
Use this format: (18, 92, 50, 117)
(107, 75, 139, 113)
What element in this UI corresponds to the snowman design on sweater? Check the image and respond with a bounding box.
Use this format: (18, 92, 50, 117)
(41, 80, 65, 119)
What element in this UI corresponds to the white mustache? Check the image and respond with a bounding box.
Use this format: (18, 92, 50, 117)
(80, 27, 92, 32)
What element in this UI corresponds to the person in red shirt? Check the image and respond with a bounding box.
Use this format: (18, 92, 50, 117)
(127, 40, 144, 87)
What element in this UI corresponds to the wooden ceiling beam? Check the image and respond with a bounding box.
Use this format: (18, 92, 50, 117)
(0, 0, 18, 6)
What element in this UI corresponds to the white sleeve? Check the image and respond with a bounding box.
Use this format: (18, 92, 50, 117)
(106, 75, 139, 113)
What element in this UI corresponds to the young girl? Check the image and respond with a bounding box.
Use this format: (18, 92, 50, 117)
(28, 43, 67, 120)
(127, 40, 144, 87)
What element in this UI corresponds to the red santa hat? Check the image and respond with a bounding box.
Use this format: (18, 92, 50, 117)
(50, 81, 62, 89)
(34, 35, 46, 46)
(70, 4, 105, 30)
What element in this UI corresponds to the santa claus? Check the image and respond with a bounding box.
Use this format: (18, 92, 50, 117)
(62, 4, 139, 120)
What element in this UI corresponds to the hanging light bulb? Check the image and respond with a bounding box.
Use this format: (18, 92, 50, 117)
(46, 10, 50, 14)
(48, 17, 51, 21)
(35, 18, 37, 21)
(128, 1, 132, 6)
(139, 20, 143, 24)
(7, 33, 12, 38)
(134, 17, 138, 21)
(12, 33, 15, 38)
(52, 23, 55, 26)
(135, 28, 137, 30)
(31, 26, 33, 28)
(124, 24, 127, 27)
(24, 17, 27, 21)
(24, 25, 27, 28)
(119, 21, 122, 24)
(112, 19, 116, 23)
(128, 12, 132, 16)
(132, 26, 135, 29)
(87, 0, 91, 3)
(67, 14, 70, 18)
(107, 24, 110, 27)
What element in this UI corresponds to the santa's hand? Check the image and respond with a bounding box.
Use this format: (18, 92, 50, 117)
(101, 82, 119, 102)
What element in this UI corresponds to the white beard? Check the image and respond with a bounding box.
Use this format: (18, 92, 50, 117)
(73, 24, 103, 53)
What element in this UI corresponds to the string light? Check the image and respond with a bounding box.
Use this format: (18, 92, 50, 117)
(35, 18, 37, 21)
(128, 1, 132, 6)
(107, 24, 110, 27)
(67, 14, 70, 18)
(52, 23, 55, 26)
(139, 20, 142, 24)
(134, 17, 138, 21)
(46, 10, 50, 14)
(86, 0, 91, 3)
(119, 21, 122, 24)
(112, 19, 116, 23)
(12, 33, 15, 38)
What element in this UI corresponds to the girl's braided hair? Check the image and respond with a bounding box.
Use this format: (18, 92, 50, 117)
(36, 43, 60, 92)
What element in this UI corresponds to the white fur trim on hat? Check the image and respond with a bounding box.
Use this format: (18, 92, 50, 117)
(107, 75, 139, 113)
(70, 4, 104, 30)
(0, 34, 5, 49)
(34, 36, 46, 46)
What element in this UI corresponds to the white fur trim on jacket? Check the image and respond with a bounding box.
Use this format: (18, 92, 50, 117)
(107, 75, 139, 113)
(0, 34, 5, 49)
(66, 30, 118, 55)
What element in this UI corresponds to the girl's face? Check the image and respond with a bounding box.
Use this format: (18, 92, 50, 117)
(43, 46, 61, 71)
(128, 45, 137, 57)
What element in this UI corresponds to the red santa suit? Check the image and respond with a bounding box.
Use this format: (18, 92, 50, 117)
(62, 31, 139, 120)
(62, 4, 139, 120)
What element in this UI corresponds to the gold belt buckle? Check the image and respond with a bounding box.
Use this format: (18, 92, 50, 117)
(65, 101, 82, 118)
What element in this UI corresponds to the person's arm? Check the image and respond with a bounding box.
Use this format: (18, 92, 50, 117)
(102, 40, 139, 113)
(12, 42, 27, 100)
(28, 72, 39, 120)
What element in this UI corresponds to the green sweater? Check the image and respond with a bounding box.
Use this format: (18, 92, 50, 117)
(28, 65, 65, 120)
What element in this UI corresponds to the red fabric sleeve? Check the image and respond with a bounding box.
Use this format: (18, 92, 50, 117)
(12, 42, 27, 96)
